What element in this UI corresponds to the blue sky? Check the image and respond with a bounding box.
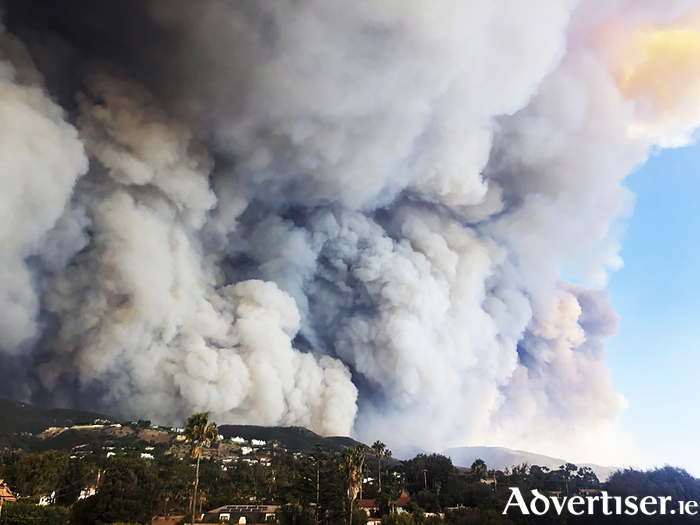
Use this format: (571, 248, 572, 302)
(606, 141, 700, 476)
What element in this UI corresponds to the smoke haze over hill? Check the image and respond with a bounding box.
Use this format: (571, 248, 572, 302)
(1, 0, 700, 465)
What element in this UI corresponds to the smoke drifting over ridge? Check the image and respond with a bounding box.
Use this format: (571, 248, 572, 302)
(2, 0, 700, 460)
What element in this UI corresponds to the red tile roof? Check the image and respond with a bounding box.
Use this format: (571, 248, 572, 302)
(356, 496, 410, 509)
(396, 495, 410, 507)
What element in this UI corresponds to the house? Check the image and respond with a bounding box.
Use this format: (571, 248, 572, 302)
(395, 495, 411, 513)
(79, 484, 98, 500)
(357, 499, 379, 516)
(357, 495, 411, 517)
(202, 504, 280, 523)
(480, 477, 497, 487)
(0, 479, 17, 513)
(39, 491, 56, 506)
(78, 471, 101, 501)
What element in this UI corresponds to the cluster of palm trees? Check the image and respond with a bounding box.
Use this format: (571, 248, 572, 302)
(340, 440, 394, 525)
(371, 440, 392, 494)
(183, 412, 395, 525)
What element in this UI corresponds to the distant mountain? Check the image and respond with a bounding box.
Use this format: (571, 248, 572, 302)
(391, 443, 433, 460)
(443, 446, 617, 481)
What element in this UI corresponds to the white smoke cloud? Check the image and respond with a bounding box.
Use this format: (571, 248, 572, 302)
(146, 0, 575, 210)
(0, 0, 698, 465)
(0, 26, 87, 352)
(39, 74, 358, 434)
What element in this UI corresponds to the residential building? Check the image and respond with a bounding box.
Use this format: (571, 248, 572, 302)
(202, 504, 280, 523)
(0, 480, 17, 513)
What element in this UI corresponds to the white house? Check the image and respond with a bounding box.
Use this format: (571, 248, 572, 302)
(39, 492, 56, 506)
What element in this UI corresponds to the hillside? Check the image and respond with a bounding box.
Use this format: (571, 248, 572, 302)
(217, 424, 366, 454)
(0, 398, 119, 434)
(0, 398, 616, 479)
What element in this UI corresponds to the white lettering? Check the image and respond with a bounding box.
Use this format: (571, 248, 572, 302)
(587, 496, 600, 514)
(530, 490, 550, 516)
(551, 496, 567, 515)
(502, 487, 690, 517)
(567, 496, 585, 515)
(601, 491, 613, 515)
(640, 496, 656, 515)
(503, 488, 529, 515)
(659, 496, 671, 514)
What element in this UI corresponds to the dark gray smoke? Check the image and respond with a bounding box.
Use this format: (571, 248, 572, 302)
(1, 0, 698, 463)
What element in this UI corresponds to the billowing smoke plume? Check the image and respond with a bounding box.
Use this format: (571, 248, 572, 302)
(1, 0, 699, 462)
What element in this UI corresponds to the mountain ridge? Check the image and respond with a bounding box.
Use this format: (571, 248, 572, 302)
(0, 398, 617, 479)
(442, 445, 617, 481)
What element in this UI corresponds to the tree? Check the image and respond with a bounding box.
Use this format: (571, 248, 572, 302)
(471, 459, 487, 482)
(5, 450, 70, 498)
(158, 457, 195, 516)
(340, 445, 365, 525)
(403, 454, 454, 494)
(183, 412, 218, 525)
(279, 503, 317, 525)
(371, 441, 391, 493)
(70, 454, 160, 525)
(295, 442, 330, 522)
(555, 463, 579, 496)
(1, 502, 69, 525)
(577, 466, 600, 490)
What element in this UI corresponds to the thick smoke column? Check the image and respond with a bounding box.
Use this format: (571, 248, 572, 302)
(0, 24, 87, 351)
(1, 0, 699, 462)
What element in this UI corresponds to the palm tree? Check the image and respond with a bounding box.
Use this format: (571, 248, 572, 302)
(184, 412, 218, 525)
(471, 458, 488, 481)
(340, 444, 365, 525)
(371, 440, 391, 493)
